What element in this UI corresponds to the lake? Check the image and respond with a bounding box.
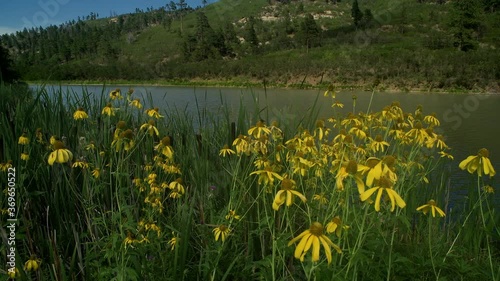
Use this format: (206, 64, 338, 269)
(32, 84, 500, 206)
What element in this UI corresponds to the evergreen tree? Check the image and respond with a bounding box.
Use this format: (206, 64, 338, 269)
(245, 16, 259, 52)
(0, 42, 19, 82)
(193, 12, 217, 60)
(449, 0, 484, 51)
(351, 0, 363, 28)
(297, 13, 320, 52)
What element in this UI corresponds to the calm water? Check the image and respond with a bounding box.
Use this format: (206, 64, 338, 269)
(33, 84, 500, 206)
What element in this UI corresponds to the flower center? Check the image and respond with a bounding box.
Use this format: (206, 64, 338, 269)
(53, 141, 65, 150)
(478, 148, 489, 158)
(281, 178, 294, 190)
(162, 136, 171, 146)
(117, 121, 127, 129)
(309, 222, 324, 236)
(346, 160, 358, 175)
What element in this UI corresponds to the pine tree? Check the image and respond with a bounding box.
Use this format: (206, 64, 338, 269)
(449, 0, 484, 51)
(0, 42, 19, 82)
(297, 13, 320, 52)
(351, 0, 363, 28)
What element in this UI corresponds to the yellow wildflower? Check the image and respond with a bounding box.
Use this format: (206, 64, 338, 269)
(140, 120, 160, 137)
(130, 98, 143, 109)
(48, 141, 73, 165)
(24, 255, 42, 271)
(73, 107, 88, 120)
(360, 175, 406, 212)
(168, 232, 179, 251)
(21, 153, 30, 161)
(102, 103, 116, 116)
(459, 148, 496, 177)
(326, 216, 349, 237)
(250, 166, 283, 186)
(288, 222, 342, 264)
(7, 267, 20, 279)
(213, 224, 231, 242)
(248, 120, 271, 139)
(219, 144, 236, 157)
(72, 161, 89, 169)
(18, 133, 30, 145)
(146, 107, 163, 119)
(272, 178, 307, 211)
(225, 210, 241, 220)
(416, 200, 445, 218)
(109, 88, 122, 100)
(370, 135, 390, 153)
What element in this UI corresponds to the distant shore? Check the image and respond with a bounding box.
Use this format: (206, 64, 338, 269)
(28, 78, 499, 94)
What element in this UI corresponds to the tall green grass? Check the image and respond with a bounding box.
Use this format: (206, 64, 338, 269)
(0, 83, 498, 281)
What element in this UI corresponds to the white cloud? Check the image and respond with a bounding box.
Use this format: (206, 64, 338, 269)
(0, 26, 20, 35)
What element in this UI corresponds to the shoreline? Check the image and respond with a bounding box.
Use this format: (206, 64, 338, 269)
(28, 78, 499, 95)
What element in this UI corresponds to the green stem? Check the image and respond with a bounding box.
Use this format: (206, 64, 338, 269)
(477, 176, 496, 281)
(428, 216, 437, 280)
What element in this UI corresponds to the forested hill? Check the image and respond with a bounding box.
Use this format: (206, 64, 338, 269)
(1, 0, 499, 91)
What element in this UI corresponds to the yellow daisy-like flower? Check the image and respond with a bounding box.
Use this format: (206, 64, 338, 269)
(272, 178, 307, 211)
(129, 98, 143, 109)
(146, 107, 164, 119)
(24, 255, 42, 271)
(140, 120, 160, 137)
(324, 84, 335, 98)
(232, 134, 250, 155)
(360, 175, 406, 212)
(73, 107, 88, 120)
(288, 222, 342, 264)
(168, 232, 179, 251)
(109, 88, 122, 100)
(416, 200, 445, 218)
(248, 120, 271, 139)
(72, 160, 89, 169)
(225, 210, 241, 220)
(335, 160, 369, 194)
(155, 136, 174, 159)
(102, 103, 116, 116)
(18, 133, 29, 145)
(439, 150, 454, 160)
(483, 185, 494, 194)
(332, 100, 344, 108)
(21, 153, 30, 161)
(219, 144, 236, 157)
(0, 160, 13, 172)
(312, 193, 328, 205)
(91, 168, 101, 178)
(7, 267, 20, 279)
(168, 178, 185, 195)
(369, 135, 390, 153)
(213, 224, 231, 242)
(48, 141, 73, 165)
(459, 148, 496, 177)
(250, 166, 284, 186)
(423, 113, 440, 127)
(326, 216, 349, 238)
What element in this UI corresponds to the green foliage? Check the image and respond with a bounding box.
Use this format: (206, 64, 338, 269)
(351, 0, 364, 28)
(1, 0, 499, 91)
(449, 0, 485, 51)
(297, 13, 321, 51)
(0, 42, 19, 83)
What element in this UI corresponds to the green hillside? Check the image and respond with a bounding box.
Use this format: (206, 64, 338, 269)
(1, 0, 499, 91)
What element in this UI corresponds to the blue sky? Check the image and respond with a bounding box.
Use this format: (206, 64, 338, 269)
(0, 0, 212, 35)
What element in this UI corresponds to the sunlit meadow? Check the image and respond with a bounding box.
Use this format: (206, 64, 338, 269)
(0, 83, 498, 281)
